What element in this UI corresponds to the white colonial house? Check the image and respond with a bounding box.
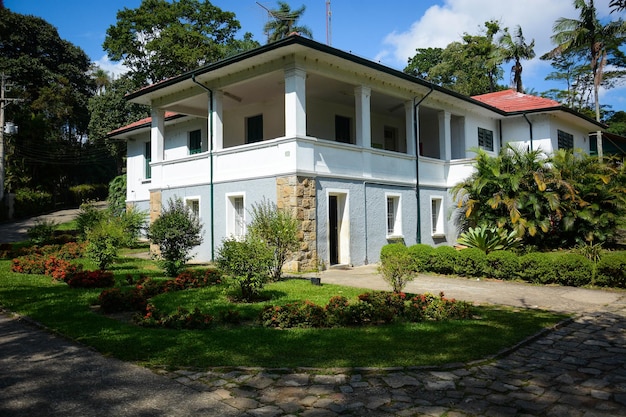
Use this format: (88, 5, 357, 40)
(108, 35, 604, 271)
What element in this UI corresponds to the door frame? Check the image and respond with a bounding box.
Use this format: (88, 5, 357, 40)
(326, 189, 350, 266)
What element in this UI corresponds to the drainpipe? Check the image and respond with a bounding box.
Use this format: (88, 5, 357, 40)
(523, 113, 533, 152)
(413, 86, 434, 244)
(191, 74, 215, 261)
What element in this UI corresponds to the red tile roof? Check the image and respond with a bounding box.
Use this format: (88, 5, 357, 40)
(107, 111, 180, 136)
(472, 89, 561, 112)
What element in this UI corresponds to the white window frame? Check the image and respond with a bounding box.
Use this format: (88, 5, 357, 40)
(431, 196, 445, 237)
(185, 196, 200, 220)
(385, 193, 402, 238)
(226, 192, 246, 238)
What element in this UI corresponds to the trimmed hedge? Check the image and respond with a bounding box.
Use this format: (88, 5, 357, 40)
(595, 253, 626, 288)
(455, 247, 488, 277)
(486, 250, 519, 280)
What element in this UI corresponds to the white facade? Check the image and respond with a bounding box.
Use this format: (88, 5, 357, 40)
(111, 36, 603, 269)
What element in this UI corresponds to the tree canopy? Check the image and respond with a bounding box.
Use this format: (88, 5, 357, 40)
(103, 0, 260, 85)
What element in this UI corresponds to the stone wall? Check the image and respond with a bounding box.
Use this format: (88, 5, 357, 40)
(276, 176, 317, 272)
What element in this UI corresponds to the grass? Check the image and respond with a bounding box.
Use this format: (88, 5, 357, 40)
(0, 253, 567, 370)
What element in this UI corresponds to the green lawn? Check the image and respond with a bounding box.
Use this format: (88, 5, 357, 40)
(0, 252, 567, 369)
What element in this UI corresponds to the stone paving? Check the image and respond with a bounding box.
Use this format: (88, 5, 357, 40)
(158, 310, 626, 417)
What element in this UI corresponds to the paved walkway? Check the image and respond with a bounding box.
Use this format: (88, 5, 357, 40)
(1, 212, 625, 416)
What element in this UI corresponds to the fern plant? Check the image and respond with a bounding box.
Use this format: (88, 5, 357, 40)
(457, 224, 520, 254)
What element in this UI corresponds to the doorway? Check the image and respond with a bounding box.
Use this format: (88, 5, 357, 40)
(328, 192, 349, 266)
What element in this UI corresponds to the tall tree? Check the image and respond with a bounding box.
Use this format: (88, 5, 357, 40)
(0, 8, 101, 196)
(497, 26, 536, 93)
(263, 2, 312, 43)
(103, 0, 260, 85)
(543, 0, 626, 122)
(404, 21, 504, 96)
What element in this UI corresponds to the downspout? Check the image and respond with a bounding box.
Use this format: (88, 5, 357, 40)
(523, 113, 533, 152)
(413, 86, 434, 244)
(499, 120, 503, 149)
(191, 74, 215, 261)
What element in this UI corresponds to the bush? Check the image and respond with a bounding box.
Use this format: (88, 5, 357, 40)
(378, 243, 415, 292)
(217, 235, 273, 302)
(595, 252, 626, 288)
(518, 252, 556, 284)
(260, 301, 327, 328)
(248, 198, 299, 280)
(428, 246, 459, 275)
(85, 218, 124, 270)
(553, 254, 593, 287)
(27, 219, 58, 245)
(119, 204, 147, 247)
(357, 291, 406, 323)
(454, 248, 488, 277)
(456, 224, 520, 254)
(486, 250, 520, 280)
(147, 197, 203, 277)
(75, 201, 106, 240)
(138, 304, 214, 329)
(69, 184, 108, 205)
(14, 188, 53, 218)
(98, 288, 135, 313)
(107, 175, 127, 217)
(405, 292, 473, 322)
(407, 244, 434, 272)
(65, 270, 114, 288)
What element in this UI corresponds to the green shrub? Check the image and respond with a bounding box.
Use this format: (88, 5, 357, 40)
(147, 197, 203, 277)
(216, 234, 273, 302)
(14, 188, 53, 218)
(86, 218, 124, 270)
(69, 184, 108, 205)
(553, 254, 593, 287)
(575, 241, 604, 263)
(405, 292, 473, 321)
(119, 204, 147, 247)
(107, 175, 127, 217)
(378, 243, 416, 292)
(456, 224, 520, 254)
(27, 219, 58, 245)
(75, 201, 106, 240)
(595, 252, 626, 288)
(518, 253, 556, 284)
(260, 301, 327, 328)
(486, 250, 520, 280)
(357, 291, 406, 323)
(454, 247, 488, 277)
(407, 244, 434, 272)
(428, 246, 459, 275)
(248, 198, 299, 280)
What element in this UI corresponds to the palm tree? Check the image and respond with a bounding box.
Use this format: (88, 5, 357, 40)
(497, 25, 536, 93)
(263, 2, 312, 43)
(544, 0, 625, 122)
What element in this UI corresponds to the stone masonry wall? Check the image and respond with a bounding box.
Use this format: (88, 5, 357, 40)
(276, 176, 317, 272)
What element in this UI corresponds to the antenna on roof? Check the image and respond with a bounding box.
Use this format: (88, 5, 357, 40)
(326, 1, 332, 46)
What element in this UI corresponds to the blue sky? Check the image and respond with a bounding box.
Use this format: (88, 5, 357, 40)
(5, 0, 626, 112)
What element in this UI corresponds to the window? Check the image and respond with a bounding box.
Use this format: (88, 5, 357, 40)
(186, 198, 200, 219)
(384, 126, 398, 151)
(335, 115, 351, 143)
(478, 127, 494, 151)
(386, 195, 401, 237)
(431, 197, 444, 237)
(144, 142, 151, 179)
(227, 194, 245, 238)
(189, 129, 202, 154)
(558, 129, 574, 150)
(246, 115, 263, 143)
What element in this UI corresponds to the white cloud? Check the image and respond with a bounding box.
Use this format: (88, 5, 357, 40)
(93, 55, 129, 79)
(380, 0, 581, 69)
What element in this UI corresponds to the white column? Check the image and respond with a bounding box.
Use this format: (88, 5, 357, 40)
(355, 86, 371, 148)
(285, 66, 306, 138)
(405, 101, 416, 156)
(151, 108, 165, 162)
(438, 111, 451, 161)
(211, 91, 224, 150)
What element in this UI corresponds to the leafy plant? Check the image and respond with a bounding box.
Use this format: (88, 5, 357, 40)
(595, 252, 626, 288)
(216, 234, 273, 302)
(75, 201, 106, 240)
(378, 243, 416, 293)
(85, 218, 124, 270)
(107, 174, 127, 217)
(119, 204, 147, 248)
(247, 198, 299, 280)
(457, 224, 520, 254)
(428, 246, 459, 275)
(27, 219, 58, 246)
(575, 241, 604, 263)
(147, 197, 203, 277)
(553, 254, 594, 287)
(486, 250, 520, 280)
(407, 244, 434, 272)
(518, 252, 556, 284)
(454, 248, 488, 277)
